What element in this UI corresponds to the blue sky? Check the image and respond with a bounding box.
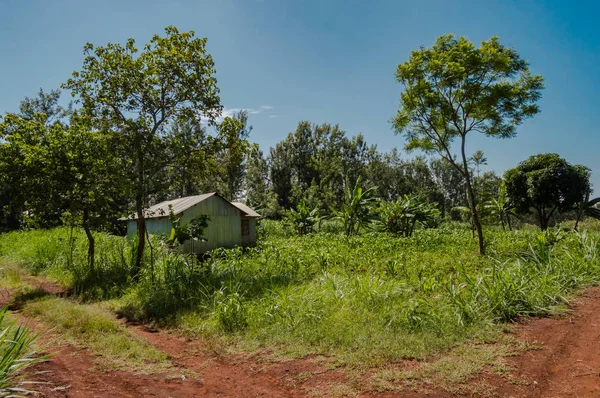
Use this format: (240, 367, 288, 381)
(1, 0, 599, 188)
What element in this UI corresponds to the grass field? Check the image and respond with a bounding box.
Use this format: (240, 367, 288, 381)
(0, 221, 599, 368)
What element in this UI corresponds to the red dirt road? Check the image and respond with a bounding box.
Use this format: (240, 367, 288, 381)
(8, 284, 600, 397)
(493, 287, 600, 398)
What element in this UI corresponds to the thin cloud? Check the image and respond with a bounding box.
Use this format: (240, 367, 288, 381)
(200, 105, 275, 124)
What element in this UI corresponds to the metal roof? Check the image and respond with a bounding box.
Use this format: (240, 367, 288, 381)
(231, 202, 261, 218)
(120, 193, 216, 220)
(120, 193, 261, 220)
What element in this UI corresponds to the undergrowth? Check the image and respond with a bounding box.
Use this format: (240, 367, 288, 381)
(0, 223, 599, 365)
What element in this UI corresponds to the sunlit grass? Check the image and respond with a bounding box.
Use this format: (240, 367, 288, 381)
(1, 222, 599, 369)
(21, 296, 169, 373)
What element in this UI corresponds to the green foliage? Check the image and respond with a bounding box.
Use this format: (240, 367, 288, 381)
(3, 225, 600, 366)
(166, 207, 211, 247)
(482, 180, 518, 230)
(505, 153, 590, 230)
(0, 307, 47, 396)
(393, 34, 544, 255)
(285, 201, 321, 235)
(268, 121, 376, 211)
(332, 177, 377, 236)
(63, 26, 223, 270)
(378, 195, 441, 237)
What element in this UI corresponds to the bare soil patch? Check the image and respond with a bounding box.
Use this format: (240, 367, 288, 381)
(487, 286, 600, 398)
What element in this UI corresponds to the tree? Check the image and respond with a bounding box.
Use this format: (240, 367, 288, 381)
(0, 89, 74, 230)
(430, 158, 466, 218)
(245, 149, 281, 218)
(469, 150, 487, 178)
(0, 108, 124, 271)
(63, 26, 222, 272)
(392, 34, 544, 254)
(215, 112, 253, 200)
(504, 154, 590, 231)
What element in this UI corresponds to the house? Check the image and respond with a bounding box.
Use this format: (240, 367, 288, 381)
(123, 193, 260, 253)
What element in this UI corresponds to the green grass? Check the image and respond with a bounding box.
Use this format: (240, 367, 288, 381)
(20, 296, 169, 373)
(1, 222, 600, 371)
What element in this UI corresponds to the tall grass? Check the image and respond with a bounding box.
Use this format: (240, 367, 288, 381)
(1, 224, 599, 364)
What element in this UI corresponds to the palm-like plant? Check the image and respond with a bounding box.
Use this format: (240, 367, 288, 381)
(574, 193, 600, 231)
(379, 195, 440, 237)
(482, 181, 518, 231)
(332, 177, 377, 236)
(0, 307, 49, 396)
(286, 201, 321, 235)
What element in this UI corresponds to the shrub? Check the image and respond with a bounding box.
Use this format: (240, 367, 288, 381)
(378, 195, 441, 237)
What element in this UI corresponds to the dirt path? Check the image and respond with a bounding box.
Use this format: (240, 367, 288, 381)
(490, 287, 600, 398)
(5, 279, 600, 397)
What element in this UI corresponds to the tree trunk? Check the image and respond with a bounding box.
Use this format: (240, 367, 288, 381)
(574, 204, 584, 231)
(135, 197, 146, 273)
(134, 144, 146, 273)
(461, 137, 485, 255)
(538, 207, 547, 231)
(82, 208, 95, 273)
(507, 214, 512, 231)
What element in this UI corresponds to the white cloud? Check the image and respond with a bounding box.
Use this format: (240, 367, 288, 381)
(269, 115, 279, 118)
(200, 105, 275, 124)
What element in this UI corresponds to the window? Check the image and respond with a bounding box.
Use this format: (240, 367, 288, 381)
(241, 219, 250, 236)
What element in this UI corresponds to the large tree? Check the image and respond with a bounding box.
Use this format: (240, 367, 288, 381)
(392, 34, 544, 254)
(63, 26, 222, 272)
(504, 153, 590, 231)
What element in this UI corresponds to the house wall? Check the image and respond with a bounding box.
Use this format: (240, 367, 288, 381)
(126, 195, 257, 253)
(179, 195, 242, 253)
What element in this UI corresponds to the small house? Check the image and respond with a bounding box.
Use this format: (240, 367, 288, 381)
(123, 193, 260, 253)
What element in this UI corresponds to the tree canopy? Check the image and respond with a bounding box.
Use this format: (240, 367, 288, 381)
(392, 34, 544, 254)
(504, 153, 590, 230)
(63, 26, 223, 271)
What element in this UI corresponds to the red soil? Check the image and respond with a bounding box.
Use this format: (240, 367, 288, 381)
(6, 281, 600, 397)
(491, 287, 600, 398)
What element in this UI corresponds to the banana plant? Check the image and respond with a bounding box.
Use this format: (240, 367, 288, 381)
(482, 180, 518, 231)
(286, 201, 321, 235)
(332, 177, 378, 236)
(574, 192, 600, 231)
(378, 195, 440, 237)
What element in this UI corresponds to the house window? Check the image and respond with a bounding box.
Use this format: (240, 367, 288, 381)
(241, 219, 250, 236)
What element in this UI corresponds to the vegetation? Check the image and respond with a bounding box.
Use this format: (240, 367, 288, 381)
(0, 307, 47, 396)
(392, 34, 544, 254)
(21, 297, 168, 372)
(4, 26, 600, 393)
(2, 223, 600, 367)
(378, 195, 440, 237)
(505, 153, 591, 230)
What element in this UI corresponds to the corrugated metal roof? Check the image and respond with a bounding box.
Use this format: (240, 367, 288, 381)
(121, 193, 216, 220)
(231, 202, 261, 218)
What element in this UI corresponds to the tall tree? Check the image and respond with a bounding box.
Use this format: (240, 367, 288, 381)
(63, 26, 222, 272)
(215, 111, 253, 200)
(504, 153, 590, 231)
(392, 34, 544, 254)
